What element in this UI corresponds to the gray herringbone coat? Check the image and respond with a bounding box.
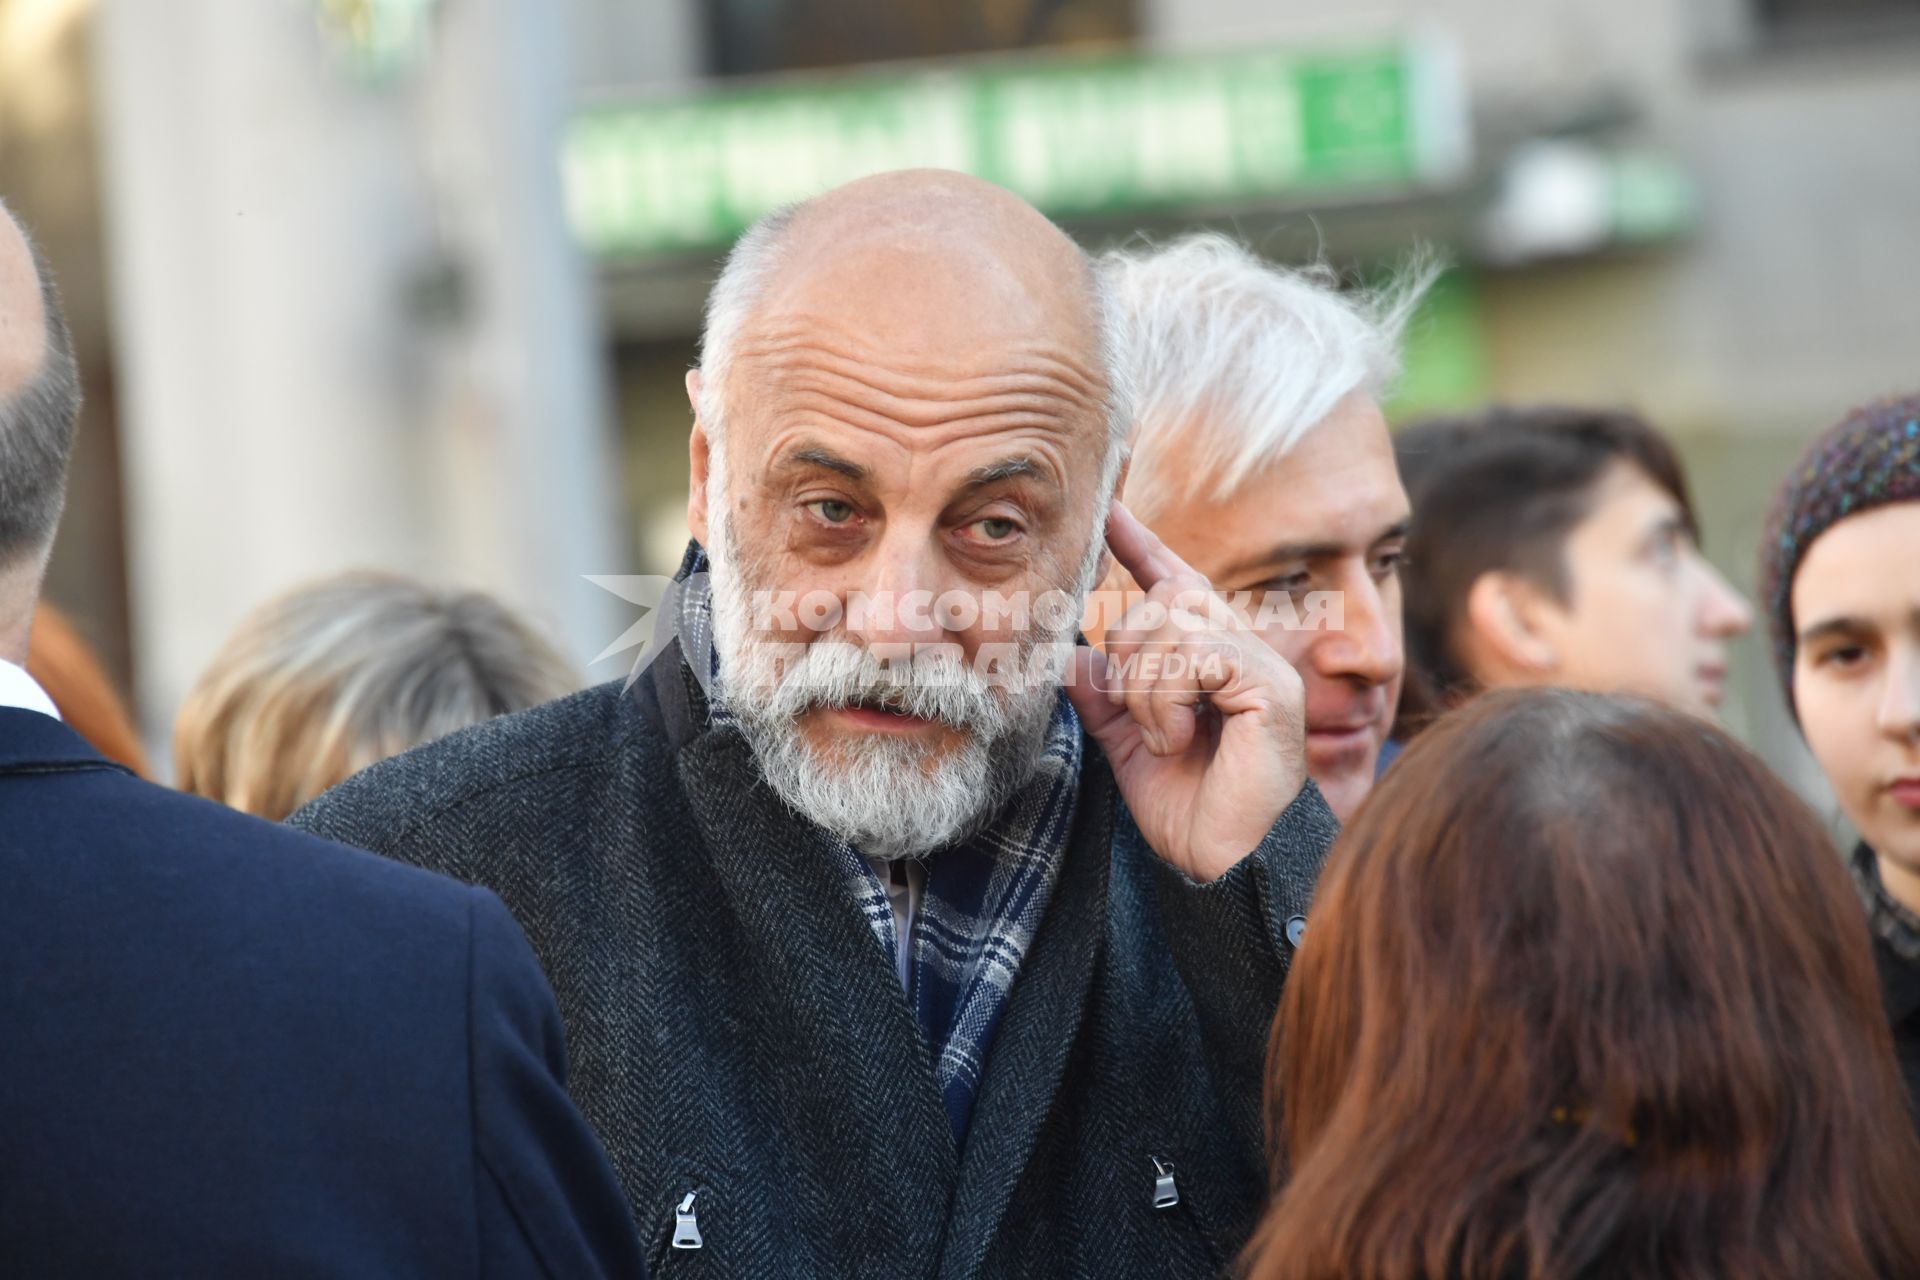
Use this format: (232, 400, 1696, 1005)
(291, 638, 1336, 1278)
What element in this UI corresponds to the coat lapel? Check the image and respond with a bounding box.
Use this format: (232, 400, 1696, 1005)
(937, 754, 1112, 1280)
(675, 711, 961, 1260)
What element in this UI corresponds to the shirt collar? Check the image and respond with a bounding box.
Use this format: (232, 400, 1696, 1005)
(0, 657, 60, 721)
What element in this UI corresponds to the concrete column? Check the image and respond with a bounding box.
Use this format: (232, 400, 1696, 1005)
(411, 0, 626, 669)
(93, 0, 622, 765)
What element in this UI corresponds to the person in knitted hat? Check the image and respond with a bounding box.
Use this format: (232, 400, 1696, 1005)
(1762, 391, 1920, 1124)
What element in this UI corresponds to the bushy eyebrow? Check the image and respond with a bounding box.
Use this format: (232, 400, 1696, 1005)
(771, 446, 1060, 504)
(967, 455, 1050, 487)
(777, 446, 867, 481)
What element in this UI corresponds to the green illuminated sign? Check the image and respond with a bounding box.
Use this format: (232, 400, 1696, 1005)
(566, 40, 1468, 259)
(315, 0, 439, 83)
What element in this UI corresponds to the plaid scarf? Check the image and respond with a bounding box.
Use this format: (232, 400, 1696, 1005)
(1853, 843, 1920, 964)
(663, 549, 1081, 1146)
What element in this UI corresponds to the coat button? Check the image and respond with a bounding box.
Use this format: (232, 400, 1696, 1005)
(1284, 915, 1308, 949)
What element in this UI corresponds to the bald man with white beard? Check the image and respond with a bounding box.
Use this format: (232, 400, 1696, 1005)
(296, 170, 1337, 1278)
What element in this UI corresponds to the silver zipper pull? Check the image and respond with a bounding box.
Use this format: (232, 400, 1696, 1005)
(1150, 1156, 1179, 1210)
(671, 1191, 704, 1250)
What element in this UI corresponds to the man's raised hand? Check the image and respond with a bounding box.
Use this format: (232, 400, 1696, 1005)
(1064, 502, 1309, 882)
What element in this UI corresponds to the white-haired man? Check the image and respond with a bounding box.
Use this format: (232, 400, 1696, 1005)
(296, 172, 1337, 1277)
(1096, 235, 1434, 819)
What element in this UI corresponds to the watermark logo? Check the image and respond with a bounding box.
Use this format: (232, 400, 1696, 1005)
(581, 574, 676, 667)
(587, 575, 1345, 695)
(1091, 643, 1233, 693)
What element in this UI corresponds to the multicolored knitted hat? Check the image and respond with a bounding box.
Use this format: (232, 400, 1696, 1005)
(1761, 392, 1920, 718)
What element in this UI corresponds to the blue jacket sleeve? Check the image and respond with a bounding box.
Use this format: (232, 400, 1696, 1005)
(466, 887, 647, 1279)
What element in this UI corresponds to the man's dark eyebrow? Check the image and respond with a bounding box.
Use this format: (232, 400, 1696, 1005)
(966, 456, 1051, 487)
(1224, 520, 1411, 580)
(778, 446, 866, 481)
(1798, 615, 1872, 647)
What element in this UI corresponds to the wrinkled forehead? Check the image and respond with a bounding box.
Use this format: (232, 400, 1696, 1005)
(727, 232, 1112, 469)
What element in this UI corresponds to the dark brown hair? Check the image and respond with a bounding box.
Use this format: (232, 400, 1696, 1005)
(1393, 408, 1697, 736)
(1248, 687, 1920, 1280)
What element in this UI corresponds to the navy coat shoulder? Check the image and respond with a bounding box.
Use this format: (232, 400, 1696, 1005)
(0, 708, 644, 1279)
(291, 632, 1339, 1279)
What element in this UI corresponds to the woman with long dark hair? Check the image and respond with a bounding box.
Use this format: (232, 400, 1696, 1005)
(1247, 687, 1920, 1280)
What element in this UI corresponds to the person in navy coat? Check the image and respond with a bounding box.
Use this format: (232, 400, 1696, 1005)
(0, 203, 645, 1278)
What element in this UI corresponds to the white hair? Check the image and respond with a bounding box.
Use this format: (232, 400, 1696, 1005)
(694, 203, 802, 439)
(695, 201, 1135, 459)
(1099, 233, 1439, 519)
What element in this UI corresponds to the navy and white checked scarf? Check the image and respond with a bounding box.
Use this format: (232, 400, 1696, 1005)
(660, 548, 1082, 1145)
(1854, 843, 1920, 964)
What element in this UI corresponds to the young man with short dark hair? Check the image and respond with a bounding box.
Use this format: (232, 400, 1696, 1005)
(1394, 406, 1752, 734)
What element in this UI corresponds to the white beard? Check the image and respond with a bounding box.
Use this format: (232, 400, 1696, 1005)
(704, 446, 1109, 859)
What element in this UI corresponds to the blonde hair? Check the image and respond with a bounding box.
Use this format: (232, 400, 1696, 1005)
(174, 571, 580, 820)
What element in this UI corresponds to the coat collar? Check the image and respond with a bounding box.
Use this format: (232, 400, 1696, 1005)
(1875, 935, 1920, 1030)
(0, 707, 128, 777)
(1853, 843, 1920, 1026)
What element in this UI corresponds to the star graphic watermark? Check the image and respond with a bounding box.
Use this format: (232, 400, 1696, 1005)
(582, 574, 676, 666)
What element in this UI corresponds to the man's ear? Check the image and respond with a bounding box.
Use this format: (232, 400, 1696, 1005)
(1094, 451, 1131, 593)
(1463, 570, 1560, 678)
(686, 370, 712, 549)
(1083, 555, 1136, 652)
(1083, 456, 1137, 649)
